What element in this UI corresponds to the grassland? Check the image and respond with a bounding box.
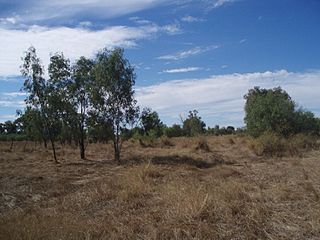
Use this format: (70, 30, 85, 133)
(0, 135, 320, 239)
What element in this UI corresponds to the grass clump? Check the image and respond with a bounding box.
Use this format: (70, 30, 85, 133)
(250, 132, 319, 157)
(194, 137, 211, 152)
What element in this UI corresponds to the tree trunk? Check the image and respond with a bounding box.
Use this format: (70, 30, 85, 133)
(114, 141, 120, 165)
(79, 126, 85, 160)
(50, 138, 58, 164)
(43, 138, 48, 149)
(79, 139, 85, 160)
(10, 139, 14, 151)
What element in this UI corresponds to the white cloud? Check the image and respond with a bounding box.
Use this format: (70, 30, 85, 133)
(0, 100, 25, 108)
(181, 16, 205, 23)
(158, 45, 219, 60)
(162, 67, 202, 73)
(129, 16, 152, 25)
(2, 92, 26, 97)
(239, 38, 247, 44)
(212, 0, 237, 8)
(0, 114, 17, 122)
(8, 0, 170, 24)
(136, 70, 320, 126)
(0, 23, 180, 76)
(0, 17, 18, 25)
(160, 23, 182, 35)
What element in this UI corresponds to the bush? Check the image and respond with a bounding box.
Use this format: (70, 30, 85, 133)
(250, 132, 319, 157)
(165, 124, 185, 138)
(252, 132, 286, 157)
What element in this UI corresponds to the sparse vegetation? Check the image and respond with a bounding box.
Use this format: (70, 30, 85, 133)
(1, 136, 320, 239)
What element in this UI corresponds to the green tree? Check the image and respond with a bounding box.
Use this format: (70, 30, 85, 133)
(91, 48, 139, 164)
(0, 123, 4, 134)
(69, 56, 94, 159)
(18, 107, 47, 145)
(293, 108, 319, 135)
(3, 120, 17, 134)
(140, 107, 164, 136)
(165, 124, 185, 138)
(244, 87, 295, 137)
(21, 47, 66, 163)
(183, 110, 206, 136)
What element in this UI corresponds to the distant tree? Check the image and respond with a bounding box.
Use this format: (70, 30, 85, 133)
(140, 107, 164, 136)
(293, 108, 319, 135)
(165, 124, 185, 138)
(244, 87, 295, 137)
(18, 107, 47, 144)
(91, 48, 139, 164)
(226, 126, 235, 134)
(183, 110, 206, 136)
(0, 123, 4, 134)
(3, 120, 17, 134)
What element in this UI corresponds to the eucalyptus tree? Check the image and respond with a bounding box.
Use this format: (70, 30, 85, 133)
(69, 56, 94, 159)
(91, 48, 139, 164)
(21, 46, 61, 162)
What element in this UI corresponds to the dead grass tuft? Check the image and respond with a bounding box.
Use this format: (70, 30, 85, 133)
(194, 137, 211, 152)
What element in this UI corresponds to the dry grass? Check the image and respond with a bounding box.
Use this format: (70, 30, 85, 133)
(0, 135, 320, 239)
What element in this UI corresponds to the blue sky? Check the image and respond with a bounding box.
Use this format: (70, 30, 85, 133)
(0, 0, 320, 126)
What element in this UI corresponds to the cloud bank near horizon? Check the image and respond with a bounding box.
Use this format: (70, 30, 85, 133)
(136, 69, 320, 126)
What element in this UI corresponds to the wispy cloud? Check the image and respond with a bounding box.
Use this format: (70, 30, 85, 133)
(162, 67, 202, 73)
(2, 92, 26, 97)
(212, 0, 237, 9)
(129, 16, 152, 25)
(136, 70, 320, 126)
(181, 16, 205, 23)
(158, 45, 219, 61)
(0, 114, 17, 122)
(1, 0, 171, 25)
(0, 23, 181, 76)
(239, 38, 247, 44)
(0, 100, 25, 108)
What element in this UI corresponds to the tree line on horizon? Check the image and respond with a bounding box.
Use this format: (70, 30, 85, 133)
(0, 47, 319, 163)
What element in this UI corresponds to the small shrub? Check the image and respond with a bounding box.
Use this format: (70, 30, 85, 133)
(251, 132, 286, 157)
(288, 133, 318, 151)
(159, 136, 174, 148)
(250, 132, 319, 157)
(138, 135, 156, 148)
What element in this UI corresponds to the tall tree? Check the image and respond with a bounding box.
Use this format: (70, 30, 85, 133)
(21, 47, 65, 163)
(69, 57, 94, 159)
(91, 48, 139, 164)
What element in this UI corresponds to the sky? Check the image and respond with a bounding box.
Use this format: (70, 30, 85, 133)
(0, 0, 320, 127)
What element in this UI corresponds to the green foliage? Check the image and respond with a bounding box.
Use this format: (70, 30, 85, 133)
(165, 124, 185, 138)
(182, 110, 206, 136)
(140, 108, 164, 137)
(244, 87, 295, 137)
(293, 109, 319, 135)
(244, 86, 320, 137)
(91, 48, 139, 163)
